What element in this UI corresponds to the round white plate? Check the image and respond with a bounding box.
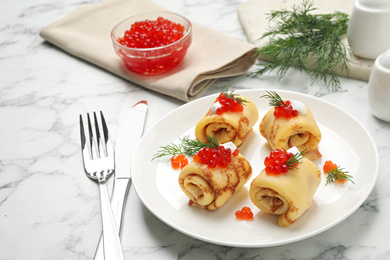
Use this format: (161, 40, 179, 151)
(132, 89, 378, 247)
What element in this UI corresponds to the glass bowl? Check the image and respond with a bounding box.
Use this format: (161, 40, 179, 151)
(111, 12, 192, 75)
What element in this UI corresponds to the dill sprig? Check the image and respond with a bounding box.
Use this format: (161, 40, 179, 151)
(250, 0, 350, 90)
(325, 166, 354, 185)
(152, 135, 218, 160)
(285, 149, 305, 169)
(222, 85, 248, 106)
(260, 90, 288, 107)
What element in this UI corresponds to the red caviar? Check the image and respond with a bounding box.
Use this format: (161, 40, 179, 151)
(274, 100, 299, 119)
(214, 93, 244, 115)
(193, 145, 239, 168)
(264, 149, 296, 175)
(323, 160, 338, 172)
(235, 206, 253, 220)
(323, 160, 352, 184)
(115, 16, 191, 75)
(171, 154, 188, 170)
(118, 17, 185, 48)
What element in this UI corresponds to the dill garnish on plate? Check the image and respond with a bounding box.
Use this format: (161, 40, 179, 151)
(250, 0, 350, 90)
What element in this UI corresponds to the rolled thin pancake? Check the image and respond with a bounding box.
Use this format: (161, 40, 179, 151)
(260, 106, 322, 160)
(195, 95, 259, 147)
(249, 157, 321, 226)
(179, 153, 252, 210)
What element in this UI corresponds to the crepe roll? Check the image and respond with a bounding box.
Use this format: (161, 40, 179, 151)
(249, 156, 321, 226)
(179, 153, 252, 210)
(195, 94, 259, 147)
(260, 100, 322, 160)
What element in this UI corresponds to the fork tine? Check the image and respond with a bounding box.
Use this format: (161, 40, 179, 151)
(93, 111, 103, 157)
(99, 111, 110, 156)
(79, 115, 86, 151)
(87, 113, 99, 161)
(100, 111, 114, 169)
(79, 114, 91, 162)
(100, 111, 109, 144)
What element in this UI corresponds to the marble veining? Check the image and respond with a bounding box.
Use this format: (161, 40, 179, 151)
(0, 0, 389, 259)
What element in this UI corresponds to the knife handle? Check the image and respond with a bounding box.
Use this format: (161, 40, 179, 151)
(94, 178, 131, 260)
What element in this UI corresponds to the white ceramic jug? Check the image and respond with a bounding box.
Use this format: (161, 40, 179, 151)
(347, 0, 390, 60)
(368, 49, 390, 122)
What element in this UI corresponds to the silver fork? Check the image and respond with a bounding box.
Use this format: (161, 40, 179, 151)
(79, 111, 125, 260)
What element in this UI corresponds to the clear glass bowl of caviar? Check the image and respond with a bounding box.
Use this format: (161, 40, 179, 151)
(111, 11, 192, 75)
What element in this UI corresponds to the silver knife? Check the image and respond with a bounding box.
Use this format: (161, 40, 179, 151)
(94, 100, 148, 260)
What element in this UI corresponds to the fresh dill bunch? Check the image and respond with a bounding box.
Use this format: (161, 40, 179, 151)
(221, 85, 248, 106)
(250, 0, 350, 90)
(325, 166, 355, 185)
(285, 149, 305, 169)
(151, 141, 183, 160)
(260, 90, 288, 107)
(152, 135, 218, 160)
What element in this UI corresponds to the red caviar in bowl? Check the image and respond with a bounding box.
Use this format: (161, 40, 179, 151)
(118, 17, 185, 48)
(112, 12, 192, 75)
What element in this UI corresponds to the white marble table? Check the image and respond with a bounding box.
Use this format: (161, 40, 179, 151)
(1, 0, 389, 259)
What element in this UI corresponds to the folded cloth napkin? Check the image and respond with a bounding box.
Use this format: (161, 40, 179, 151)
(40, 0, 258, 102)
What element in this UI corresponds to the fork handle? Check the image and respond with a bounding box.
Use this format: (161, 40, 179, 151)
(99, 180, 125, 260)
(94, 178, 131, 260)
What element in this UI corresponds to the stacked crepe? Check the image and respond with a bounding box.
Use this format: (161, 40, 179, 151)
(195, 95, 259, 147)
(249, 155, 321, 226)
(260, 104, 322, 160)
(178, 152, 252, 210)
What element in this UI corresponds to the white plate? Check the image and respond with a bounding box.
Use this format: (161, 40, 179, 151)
(132, 89, 378, 247)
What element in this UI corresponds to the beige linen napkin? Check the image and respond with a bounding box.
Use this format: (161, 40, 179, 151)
(40, 0, 258, 102)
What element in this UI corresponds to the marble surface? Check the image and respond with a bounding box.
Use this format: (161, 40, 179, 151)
(0, 0, 389, 259)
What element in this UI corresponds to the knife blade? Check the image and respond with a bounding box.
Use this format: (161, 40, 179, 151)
(94, 100, 148, 260)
